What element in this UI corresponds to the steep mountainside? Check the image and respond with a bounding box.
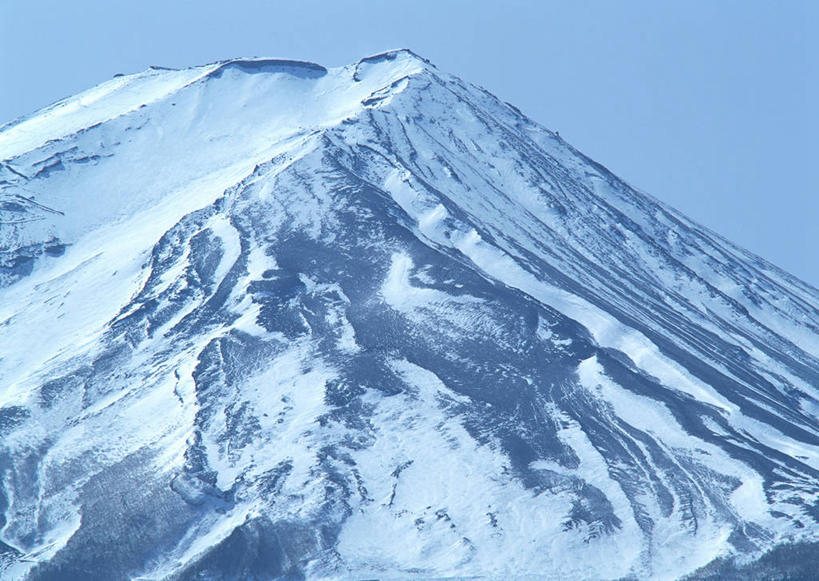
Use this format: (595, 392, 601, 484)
(1, 50, 818, 580)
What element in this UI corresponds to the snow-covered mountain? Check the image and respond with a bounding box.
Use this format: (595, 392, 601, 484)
(1, 50, 818, 580)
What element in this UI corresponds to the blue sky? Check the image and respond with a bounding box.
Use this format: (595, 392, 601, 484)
(2, 0, 816, 285)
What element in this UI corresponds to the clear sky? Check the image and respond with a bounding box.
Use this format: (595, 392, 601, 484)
(2, 0, 816, 286)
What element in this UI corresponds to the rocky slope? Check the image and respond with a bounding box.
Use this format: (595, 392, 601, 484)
(0, 50, 818, 580)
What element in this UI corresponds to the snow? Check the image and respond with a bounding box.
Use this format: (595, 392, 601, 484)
(0, 65, 219, 160)
(337, 359, 639, 580)
(0, 50, 817, 580)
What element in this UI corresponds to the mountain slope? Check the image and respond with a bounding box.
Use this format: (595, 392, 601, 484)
(0, 50, 818, 580)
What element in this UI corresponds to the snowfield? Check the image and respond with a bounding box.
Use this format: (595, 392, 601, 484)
(0, 49, 818, 580)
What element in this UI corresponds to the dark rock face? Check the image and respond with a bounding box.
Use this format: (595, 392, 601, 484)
(0, 52, 817, 580)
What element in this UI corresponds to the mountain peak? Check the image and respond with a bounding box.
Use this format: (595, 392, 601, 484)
(205, 57, 329, 79)
(0, 51, 818, 581)
(356, 48, 434, 68)
(351, 48, 435, 83)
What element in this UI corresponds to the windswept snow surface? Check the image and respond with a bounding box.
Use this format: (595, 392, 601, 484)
(0, 50, 818, 580)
